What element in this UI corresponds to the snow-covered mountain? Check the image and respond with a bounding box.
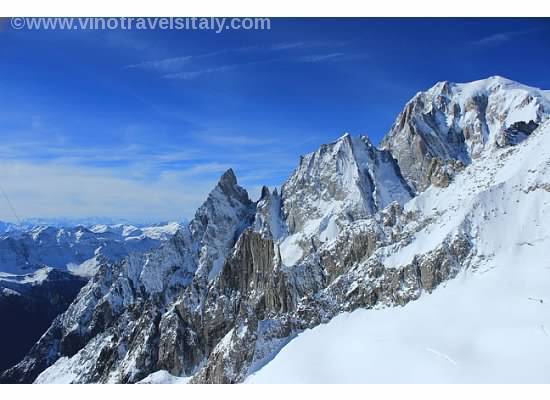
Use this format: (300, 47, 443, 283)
(0, 217, 172, 233)
(280, 133, 413, 265)
(0, 221, 19, 234)
(382, 76, 550, 191)
(2, 76, 549, 384)
(249, 116, 550, 383)
(0, 222, 181, 277)
(0, 221, 181, 377)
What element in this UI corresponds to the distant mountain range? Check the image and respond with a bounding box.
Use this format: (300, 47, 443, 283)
(0, 218, 187, 234)
(0, 221, 182, 373)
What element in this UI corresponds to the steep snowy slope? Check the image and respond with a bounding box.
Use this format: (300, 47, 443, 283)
(137, 370, 191, 384)
(382, 76, 550, 191)
(247, 252, 550, 383)
(248, 119, 550, 383)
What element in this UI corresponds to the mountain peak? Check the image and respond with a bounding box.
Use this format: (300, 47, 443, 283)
(435, 75, 513, 87)
(218, 168, 237, 187)
(485, 74, 512, 82)
(426, 76, 526, 99)
(189, 168, 254, 282)
(382, 77, 550, 192)
(335, 132, 352, 144)
(215, 168, 251, 203)
(281, 129, 412, 238)
(260, 185, 271, 200)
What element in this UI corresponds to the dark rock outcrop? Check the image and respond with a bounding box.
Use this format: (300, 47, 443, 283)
(0, 269, 86, 379)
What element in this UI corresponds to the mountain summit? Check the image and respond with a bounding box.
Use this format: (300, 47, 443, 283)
(382, 76, 550, 191)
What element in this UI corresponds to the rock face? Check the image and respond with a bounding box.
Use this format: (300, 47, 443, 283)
(279, 133, 413, 264)
(253, 187, 285, 240)
(382, 76, 550, 191)
(282, 133, 413, 236)
(3, 77, 550, 385)
(189, 168, 255, 282)
(0, 268, 86, 373)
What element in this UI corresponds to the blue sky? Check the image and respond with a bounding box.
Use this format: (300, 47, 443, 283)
(0, 18, 549, 222)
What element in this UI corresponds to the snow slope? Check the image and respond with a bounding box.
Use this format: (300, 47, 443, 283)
(137, 370, 191, 384)
(248, 119, 550, 383)
(247, 251, 550, 383)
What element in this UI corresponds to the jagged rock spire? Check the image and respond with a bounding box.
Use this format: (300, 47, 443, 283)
(189, 168, 255, 282)
(218, 168, 237, 188)
(212, 168, 251, 206)
(260, 185, 271, 200)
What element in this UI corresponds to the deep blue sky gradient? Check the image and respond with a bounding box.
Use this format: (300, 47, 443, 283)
(0, 18, 549, 220)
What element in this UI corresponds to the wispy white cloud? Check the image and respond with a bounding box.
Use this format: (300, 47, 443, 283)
(269, 41, 308, 50)
(124, 46, 258, 72)
(164, 64, 240, 80)
(123, 47, 261, 71)
(125, 55, 195, 72)
(297, 53, 347, 63)
(0, 153, 297, 222)
(269, 40, 348, 51)
(0, 98, 319, 222)
(0, 141, 201, 167)
(163, 52, 360, 80)
(166, 162, 235, 177)
(125, 40, 353, 74)
(0, 129, 305, 221)
(197, 132, 276, 146)
(472, 28, 545, 47)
